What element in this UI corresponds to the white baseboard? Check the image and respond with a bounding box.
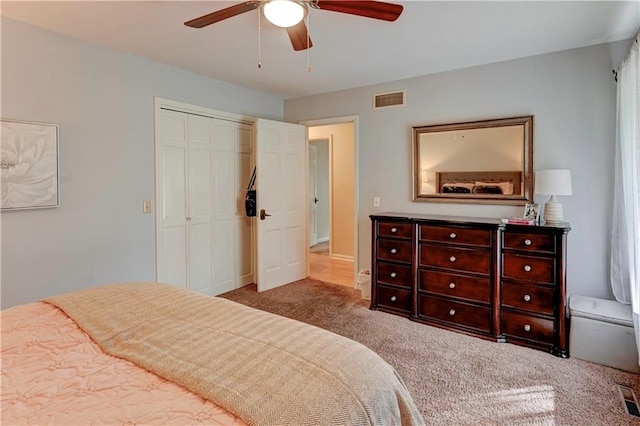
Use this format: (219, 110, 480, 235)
(331, 253, 354, 261)
(238, 276, 254, 287)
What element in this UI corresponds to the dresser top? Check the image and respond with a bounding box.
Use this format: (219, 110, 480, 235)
(370, 212, 571, 230)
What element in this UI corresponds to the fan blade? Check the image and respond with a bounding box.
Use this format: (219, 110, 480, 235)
(184, 1, 260, 28)
(287, 21, 314, 51)
(315, 0, 403, 21)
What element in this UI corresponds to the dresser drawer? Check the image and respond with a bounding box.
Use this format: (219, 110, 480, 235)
(420, 244, 491, 275)
(418, 295, 491, 332)
(503, 253, 554, 284)
(377, 239, 412, 263)
(376, 262, 412, 289)
(376, 285, 412, 313)
(502, 310, 555, 345)
(503, 232, 554, 253)
(378, 221, 412, 239)
(420, 225, 491, 247)
(419, 270, 490, 303)
(502, 282, 555, 315)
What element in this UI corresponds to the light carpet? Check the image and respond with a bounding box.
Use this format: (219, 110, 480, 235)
(220, 279, 640, 425)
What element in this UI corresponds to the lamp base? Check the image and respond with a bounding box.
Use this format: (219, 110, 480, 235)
(543, 195, 564, 223)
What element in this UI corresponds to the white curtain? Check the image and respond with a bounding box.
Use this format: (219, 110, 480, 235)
(611, 34, 640, 363)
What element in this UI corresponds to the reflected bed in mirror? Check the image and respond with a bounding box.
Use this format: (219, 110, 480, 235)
(413, 116, 533, 205)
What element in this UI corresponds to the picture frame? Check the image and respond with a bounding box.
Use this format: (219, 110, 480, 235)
(1, 119, 60, 210)
(523, 202, 540, 222)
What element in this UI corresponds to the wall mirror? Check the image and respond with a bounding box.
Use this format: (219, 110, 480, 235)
(413, 116, 533, 205)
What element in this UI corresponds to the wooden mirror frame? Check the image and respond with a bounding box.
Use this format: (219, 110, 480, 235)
(412, 116, 533, 205)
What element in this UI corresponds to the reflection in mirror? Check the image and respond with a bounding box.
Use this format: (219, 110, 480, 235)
(413, 116, 533, 205)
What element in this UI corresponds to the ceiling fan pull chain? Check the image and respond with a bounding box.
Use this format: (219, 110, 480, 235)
(306, 9, 311, 73)
(257, 6, 262, 69)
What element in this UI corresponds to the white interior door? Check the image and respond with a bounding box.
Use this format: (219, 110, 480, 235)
(309, 144, 318, 247)
(256, 118, 307, 292)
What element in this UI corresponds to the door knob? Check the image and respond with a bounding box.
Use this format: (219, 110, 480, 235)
(259, 209, 272, 220)
(314, 197, 319, 204)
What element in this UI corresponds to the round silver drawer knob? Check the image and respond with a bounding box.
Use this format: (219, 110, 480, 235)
(390, 296, 397, 302)
(390, 272, 397, 278)
(390, 248, 397, 254)
(523, 265, 532, 272)
(450, 256, 456, 262)
(449, 282, 456, 289)
(523, 294, 531, 302)
(524, 239, 532, 246)
(391, 227, 397, 233)
(449, 309, 456, 316)
(524, 324, 531, 332)
(450, 232, 457, 239)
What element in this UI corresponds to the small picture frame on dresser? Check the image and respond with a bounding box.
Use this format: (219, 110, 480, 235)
(523, 203, 540, 223)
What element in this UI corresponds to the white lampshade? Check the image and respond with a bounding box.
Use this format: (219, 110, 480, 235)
(535, 169, 573, 196)
(263, 0, 306, 28)
(535, 169, 572, 223)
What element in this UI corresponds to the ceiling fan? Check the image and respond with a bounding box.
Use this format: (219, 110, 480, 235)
(184, 0, 404, 51)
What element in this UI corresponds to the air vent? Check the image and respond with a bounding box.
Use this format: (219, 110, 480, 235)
(373, 90, 405, 109)
(618, 385, 640, 418)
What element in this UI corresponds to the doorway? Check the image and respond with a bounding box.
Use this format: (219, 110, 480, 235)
(305, 120, 357, 288)
(309, 139, 329, 250)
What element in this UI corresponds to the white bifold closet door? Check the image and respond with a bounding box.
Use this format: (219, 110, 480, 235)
(156, 109, 254, 296)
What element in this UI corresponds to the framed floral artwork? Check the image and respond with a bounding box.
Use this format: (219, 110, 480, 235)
(1, 120, 59, 210)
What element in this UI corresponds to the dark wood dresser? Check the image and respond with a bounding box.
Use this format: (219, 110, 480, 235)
(370, 213, 571, 357)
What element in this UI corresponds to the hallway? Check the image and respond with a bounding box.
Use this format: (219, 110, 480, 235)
(309, 242, 354, 288)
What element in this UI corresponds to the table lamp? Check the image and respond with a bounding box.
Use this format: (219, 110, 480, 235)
(535, 169, 572, 223)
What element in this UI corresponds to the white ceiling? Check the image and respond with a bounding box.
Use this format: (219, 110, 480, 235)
(2, 1, 639, 99)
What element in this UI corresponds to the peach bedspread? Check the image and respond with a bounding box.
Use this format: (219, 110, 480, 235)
(1, 301, 246, 425)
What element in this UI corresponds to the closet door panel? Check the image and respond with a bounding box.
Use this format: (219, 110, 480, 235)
(211, 130, 234, 294)
(161, 227, 187, 287)
(212, 119, 236, 293)
(157, 110, 188, 287)
(189, 222, 213, 295)
(213, 222, 235, 294)
(212, 120, 235, 220)
(159, 147, 186, 224)
(187, 115, 214, 295)
(189, 116, 213, 144)
(188, 147, 212, 219)
(158, 147, 187, 287)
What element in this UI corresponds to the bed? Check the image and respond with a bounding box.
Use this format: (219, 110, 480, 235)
(1, 282, 424, 425)
(436, 170, 523, 196)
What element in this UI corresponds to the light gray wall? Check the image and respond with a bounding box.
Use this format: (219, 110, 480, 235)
(285, 40, 633, 300)
(1, 18, 283, 308)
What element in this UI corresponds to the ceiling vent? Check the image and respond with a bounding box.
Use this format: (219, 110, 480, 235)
(373, 90, 406, 109)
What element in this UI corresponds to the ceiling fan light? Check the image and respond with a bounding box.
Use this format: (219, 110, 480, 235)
(263, 0, 306, 28)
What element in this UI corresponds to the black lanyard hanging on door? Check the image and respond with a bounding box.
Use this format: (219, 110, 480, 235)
(245, 166, 257, 217)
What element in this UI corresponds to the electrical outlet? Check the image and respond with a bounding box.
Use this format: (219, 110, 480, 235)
(373, 196, 380, 208)
(143, 200, 151, 214)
